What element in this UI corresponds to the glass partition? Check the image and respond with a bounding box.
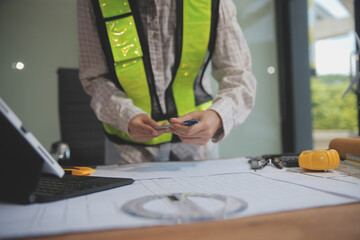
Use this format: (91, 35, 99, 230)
(218, 0, 282, 157)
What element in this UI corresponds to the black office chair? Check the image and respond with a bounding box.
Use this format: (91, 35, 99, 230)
(53, 68, 105, 166)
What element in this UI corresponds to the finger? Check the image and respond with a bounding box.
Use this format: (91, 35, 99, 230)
(136, 117, 162, 135)
(134, 121, 172, 137)
(131, 128, 160, 140)
(156, 128, 171, 135)
(171, 121, 207, 137)
(130, 124, 158, 139)
(140, 124, 159, 136)
(144, 117, 161, 128)
(133, 127, 171, 141)
(152, 122, 171, 134)
(170, 112, 198, 124)
(171, 125, 200, 136)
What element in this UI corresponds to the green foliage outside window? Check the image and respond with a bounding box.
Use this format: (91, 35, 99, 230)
(311, 74, 358, 131)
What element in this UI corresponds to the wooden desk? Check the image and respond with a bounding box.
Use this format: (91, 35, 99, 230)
(24, 203, 360, 240)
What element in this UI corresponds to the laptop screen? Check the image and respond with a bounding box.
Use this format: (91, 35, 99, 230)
(0, 97, 64, 178)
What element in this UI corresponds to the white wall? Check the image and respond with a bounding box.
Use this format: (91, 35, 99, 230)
(217, 0, 282, 157)
(0, 0, 282, 158)
(0, 0, 78, 149)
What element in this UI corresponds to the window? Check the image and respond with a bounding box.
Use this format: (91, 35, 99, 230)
(308, 0, 359, 149)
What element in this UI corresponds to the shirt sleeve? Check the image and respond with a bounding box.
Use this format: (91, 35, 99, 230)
(208, 0, 257, 142)
(77, 0, 145, 135)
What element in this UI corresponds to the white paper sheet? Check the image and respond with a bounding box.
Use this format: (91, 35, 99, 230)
(1, 158, 359, 239)
(92, 157, 251, 179)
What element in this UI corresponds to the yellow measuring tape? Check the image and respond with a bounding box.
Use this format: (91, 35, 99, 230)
(298, 149, 340, 171)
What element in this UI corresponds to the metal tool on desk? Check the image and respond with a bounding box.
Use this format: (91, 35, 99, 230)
(249, 150, 341, 171)
(248, 153, 299, 170)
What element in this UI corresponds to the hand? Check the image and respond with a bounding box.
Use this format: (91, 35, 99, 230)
(169, 110, 222, 145)
(128, 114, 170, 142)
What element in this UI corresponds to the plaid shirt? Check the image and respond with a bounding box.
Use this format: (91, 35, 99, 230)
(77, 0, 256, 163)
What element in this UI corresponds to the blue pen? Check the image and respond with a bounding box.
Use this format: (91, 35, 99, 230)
(181, 120, 199, 126)
(154, 120, 199, 130)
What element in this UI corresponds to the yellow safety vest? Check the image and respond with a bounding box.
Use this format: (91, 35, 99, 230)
(92, 0, 219, 145)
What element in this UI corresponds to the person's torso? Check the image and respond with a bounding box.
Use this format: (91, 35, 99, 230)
(136, 0, 213, 114)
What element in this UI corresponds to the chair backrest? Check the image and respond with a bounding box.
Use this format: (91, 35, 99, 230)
(57, 68, 104, 166)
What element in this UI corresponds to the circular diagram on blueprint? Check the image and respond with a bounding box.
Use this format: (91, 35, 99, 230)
(122, 193, 247, 223)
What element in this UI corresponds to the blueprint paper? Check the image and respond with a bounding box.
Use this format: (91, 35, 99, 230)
(1, 158, 360, 239)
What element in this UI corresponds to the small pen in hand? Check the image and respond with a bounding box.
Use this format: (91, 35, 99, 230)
(154, 120, 199, 130)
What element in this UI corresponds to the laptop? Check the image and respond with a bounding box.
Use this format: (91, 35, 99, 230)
(0, 97, 134, 204)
